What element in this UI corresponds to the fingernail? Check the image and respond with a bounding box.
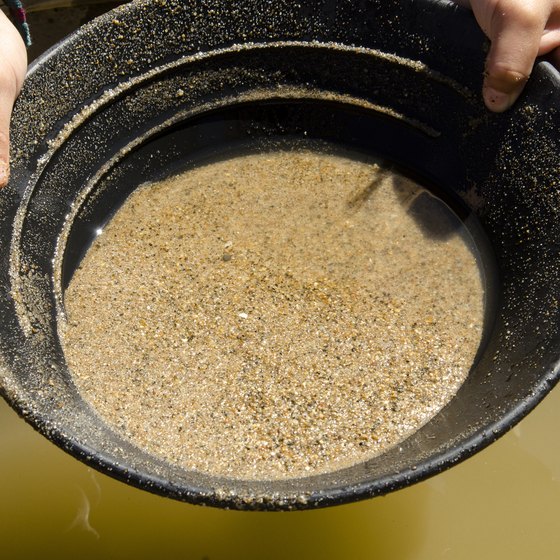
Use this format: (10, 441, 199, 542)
(0, 160, 9, 188)
(483, 87, 513, 112)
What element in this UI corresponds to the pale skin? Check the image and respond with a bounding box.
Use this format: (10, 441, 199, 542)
(454, 0, 560, 110)
(0, 11, 26, 189)
(0, 1, 560, 187)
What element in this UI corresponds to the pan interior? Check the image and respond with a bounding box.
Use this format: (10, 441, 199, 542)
(57, 99, 495, 483)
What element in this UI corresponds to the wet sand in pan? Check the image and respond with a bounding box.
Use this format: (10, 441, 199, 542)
(62, 147, 484, 480)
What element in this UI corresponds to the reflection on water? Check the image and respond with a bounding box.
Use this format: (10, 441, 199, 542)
(2, 386, 560, 559)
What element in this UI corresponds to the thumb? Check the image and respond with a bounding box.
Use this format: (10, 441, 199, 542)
(0, 11, 27, 188)
(475, 2, 547, 111)
(0, 90, 15, 188)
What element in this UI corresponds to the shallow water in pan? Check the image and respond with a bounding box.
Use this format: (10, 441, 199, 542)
(61, 144, 484, 480)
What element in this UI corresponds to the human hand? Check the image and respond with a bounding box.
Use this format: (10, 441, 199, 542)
(454, 0, 560, 112)
(0, 10, 26, 187)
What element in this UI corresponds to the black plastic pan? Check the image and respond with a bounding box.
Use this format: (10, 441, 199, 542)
(1, 0, 560, 510)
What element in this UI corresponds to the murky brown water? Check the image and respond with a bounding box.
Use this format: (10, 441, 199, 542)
(2, 388, 560, 559)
